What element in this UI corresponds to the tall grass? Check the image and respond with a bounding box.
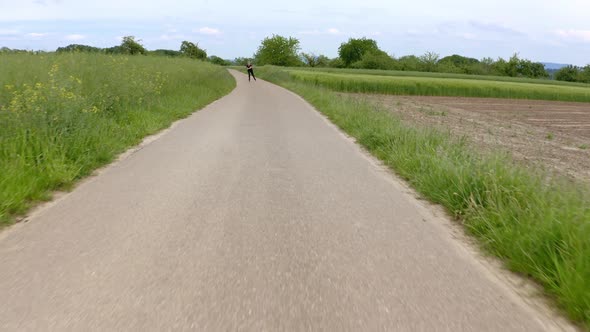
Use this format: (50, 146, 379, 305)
(285, 69, 590, 102)
(257, 66, 590, 328)
(0, 53, 235, 225)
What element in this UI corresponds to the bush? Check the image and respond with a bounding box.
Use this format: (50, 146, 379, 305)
(56, 44, 103, 53)
(255, 35, 301, 66)
(208, 55, 230, 66)
(328, 57, 346, 68)
(338, 37, 383, 67)
(351, 51, 397, 70)
(180, 41, 207, 60)
(120, 36, 147, 55)
(555, 66, 581, 82)
(149, 49, 183, 57)
(397, 55, 421, 71)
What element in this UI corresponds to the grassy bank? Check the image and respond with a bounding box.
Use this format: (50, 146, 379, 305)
(257, 66, 590, 328)
(284, 69, 590, 102)
(0, 53, 235, 225)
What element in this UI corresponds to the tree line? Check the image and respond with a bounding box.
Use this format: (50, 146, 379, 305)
(1, 36, 231, 66)
(3, 34, 589, 83)
(250, 35, 590, 82)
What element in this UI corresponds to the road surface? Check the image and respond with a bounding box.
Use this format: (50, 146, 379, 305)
(0, 70, 565, 331)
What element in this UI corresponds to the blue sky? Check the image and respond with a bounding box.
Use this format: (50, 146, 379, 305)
(1, 0, 589, 65)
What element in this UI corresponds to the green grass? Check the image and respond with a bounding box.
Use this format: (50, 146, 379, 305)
(280, 69, 590, 102)
(292, 66, 590, 88)
(0, 53, 235, 225)
(257, 66, 590, 328)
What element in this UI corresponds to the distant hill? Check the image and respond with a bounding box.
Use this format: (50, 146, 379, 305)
(542, 62, 570, 70)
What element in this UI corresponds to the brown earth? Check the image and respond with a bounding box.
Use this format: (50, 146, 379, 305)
(355, 95, 590, 182)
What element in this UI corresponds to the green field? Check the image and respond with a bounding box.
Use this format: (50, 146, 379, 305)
(278, 68, 590, 102)
(0, 53, 235, 225)
(293, 67, 590, 87)
(256, 66, 590, 328)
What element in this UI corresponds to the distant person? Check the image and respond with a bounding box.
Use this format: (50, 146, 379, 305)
(246, 62, 256, 82)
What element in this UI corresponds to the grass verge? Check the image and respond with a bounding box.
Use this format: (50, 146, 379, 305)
(284, 69, 590, 102)
(0, 53, 235, 225)
(257, 66, 590, 328)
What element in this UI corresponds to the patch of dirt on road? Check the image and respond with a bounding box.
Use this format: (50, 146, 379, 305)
(352, 95, 590, 182)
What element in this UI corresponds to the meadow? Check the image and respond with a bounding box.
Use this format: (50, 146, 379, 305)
(256, 66, 590, 328)
(282, 69, 590, 102)
(0, 53, 235, 225)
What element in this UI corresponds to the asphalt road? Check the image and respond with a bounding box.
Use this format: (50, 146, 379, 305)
(0, 70, 565, 331)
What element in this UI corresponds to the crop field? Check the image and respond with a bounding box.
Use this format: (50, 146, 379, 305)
(0, 53, 235, 225)
(294, 67, 590, 87)
(283, 69, 590, 102)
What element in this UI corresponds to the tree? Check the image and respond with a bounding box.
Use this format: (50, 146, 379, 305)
(579, 65, 590, 83)
(504, 53, 520, 77)
(338, 38, 381, 67)
(352, 51, 396, 70)
(518, 60, 548, 78)
(478, 57, 495, 75)
(438, 54, 480, 67)
(232, 57, 251, 66)
(208, 55, 230, 66)
(316, 55, 330, 67)
(120, 36, 146, 55)
(105, 46, 124, 54)
(328, 57, 345, 68)
(56, 44, 102, 53)
(419, 51, 440, 72)
(555, 65, 580, 82)
(255, 35, 301, 66)
(397, 55, 421, 71)
(301, 52, 319, 67)
(492, 57, 508, 76)
(180, 41, 207, 60)
(150, 49, 182, 57)
(300, 52, 329, 67)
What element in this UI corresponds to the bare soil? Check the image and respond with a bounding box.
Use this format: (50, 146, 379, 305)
(353, 95, 590, 182)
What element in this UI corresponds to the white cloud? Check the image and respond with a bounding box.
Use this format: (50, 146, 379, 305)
(27, 32, 49, 37)
(299, 28, 342, 36)
(299, 29, 321, 35)
(460, 32, 477, 40)
(197, 27, 221, 36)
(0, 29, 20, 36)
(555, 29, 590, 42)
(65, 34, 86, 41)
(159, 34, 186, 41)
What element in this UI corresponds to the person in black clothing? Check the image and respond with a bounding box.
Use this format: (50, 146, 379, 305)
(246, 62, 256, 82)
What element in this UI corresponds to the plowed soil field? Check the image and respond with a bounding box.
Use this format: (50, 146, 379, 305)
(360, 95, 590, 181)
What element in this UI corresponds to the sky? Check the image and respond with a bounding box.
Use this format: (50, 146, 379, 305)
(1, 0, 590, 65)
